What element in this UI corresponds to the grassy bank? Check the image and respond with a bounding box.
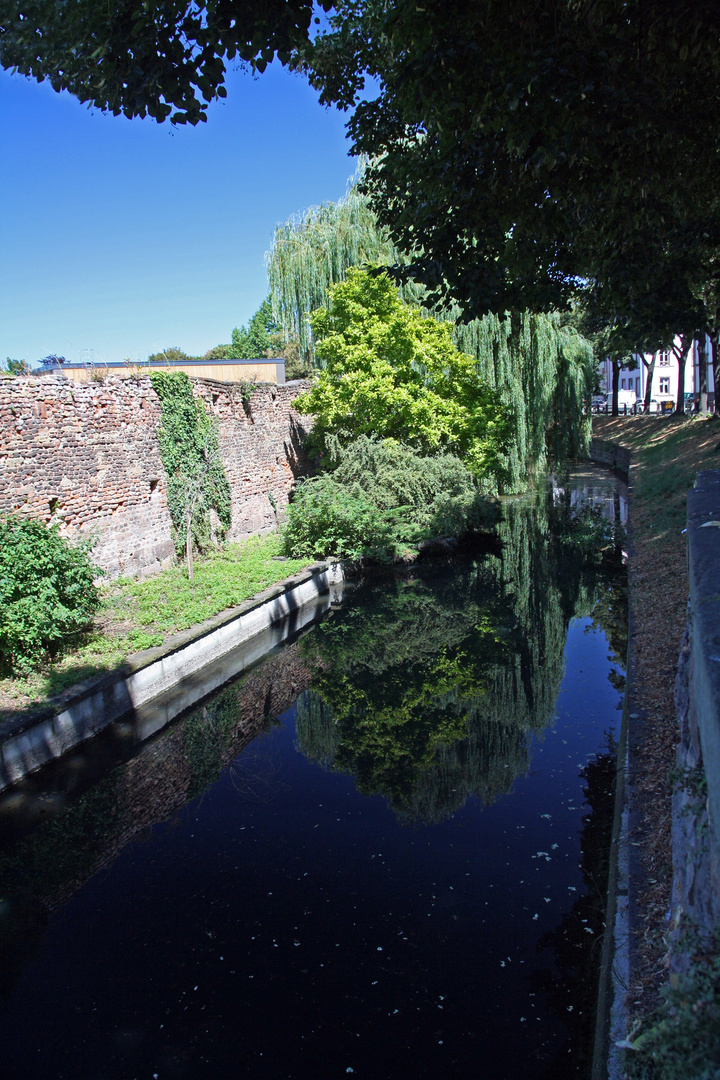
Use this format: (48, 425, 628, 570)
(0, 532, 313, 718)
(595, 413, 720, 533)
(593, 414, 720, 1067)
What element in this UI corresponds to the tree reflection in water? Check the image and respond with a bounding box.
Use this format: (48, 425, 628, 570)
(296, 485, 626, 825)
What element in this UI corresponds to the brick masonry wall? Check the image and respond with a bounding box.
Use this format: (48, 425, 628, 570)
(0, 373, 311, 578)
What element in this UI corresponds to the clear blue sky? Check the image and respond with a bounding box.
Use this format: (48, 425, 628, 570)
(0, 62, 355, 366)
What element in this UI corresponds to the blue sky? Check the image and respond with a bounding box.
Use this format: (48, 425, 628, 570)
(0, 62, 356, 366)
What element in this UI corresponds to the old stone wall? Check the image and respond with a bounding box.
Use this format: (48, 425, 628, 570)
(589, 437, 631, 478)
(0, 373, 311, 578)
(671, 470, 720, 950)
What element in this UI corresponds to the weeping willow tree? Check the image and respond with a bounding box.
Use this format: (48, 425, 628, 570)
(268, 182, 594, 486)
(266, 182, 401, 366)
(449, 312, 594, 492)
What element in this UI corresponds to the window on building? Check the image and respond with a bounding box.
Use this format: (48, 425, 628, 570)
(636, 377, 640, 395)
(621, 378, 626, 389)
(660, 377, 670, 394)
(659, 351, 669, 366)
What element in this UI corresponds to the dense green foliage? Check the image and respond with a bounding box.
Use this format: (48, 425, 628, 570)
(150, 371, 231, 557)
(0, 533, 313, 708)
(202, 344, 233, 360)
(282, 436, 496, 561)
(229, 298, 279, 360)
(294, 269, 510, 478)
(0, 0, 331, 124)
(0, 516, 100, 673)
(269, 188, 593, 487)
(451, 311, 594, 490)
(148, 346, 196, 365)
(300, 2, 720, 335)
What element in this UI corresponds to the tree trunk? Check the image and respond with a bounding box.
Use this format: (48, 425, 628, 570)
(643, 353, 656, 412)
(186, 507, 194, 581)
(673, 335, 691, 417)
(611, 357, 620, 416)
(711, 330, 720, 414)
(698, 333, 708, 414)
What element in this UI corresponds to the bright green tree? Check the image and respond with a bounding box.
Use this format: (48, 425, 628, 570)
(229, 298, 278, 360)
(294, 269, 509, 480)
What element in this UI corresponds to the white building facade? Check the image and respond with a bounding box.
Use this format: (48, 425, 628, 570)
(597, 338, 715, 411)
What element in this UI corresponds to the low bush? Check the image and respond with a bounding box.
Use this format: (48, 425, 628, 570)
(625, 929, 720, 1080)
(0, 516, 100, 673)
(282, 436, 497, 561)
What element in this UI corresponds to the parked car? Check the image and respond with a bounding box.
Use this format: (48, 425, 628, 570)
(602, 389, 637, 413)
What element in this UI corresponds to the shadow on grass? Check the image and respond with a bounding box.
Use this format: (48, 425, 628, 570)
(0, 629, 164, 724)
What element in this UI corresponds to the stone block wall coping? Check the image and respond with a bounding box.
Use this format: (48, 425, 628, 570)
(588, 437, 631, 479)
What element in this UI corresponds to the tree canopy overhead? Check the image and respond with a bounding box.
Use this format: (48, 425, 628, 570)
(298, 0, 720, 324)
(8, 0, 720, 358)
(0, 0, 331, 123)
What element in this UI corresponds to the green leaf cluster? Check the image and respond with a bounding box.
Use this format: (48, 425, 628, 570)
(294, 269, 510, 478)
(150, 371, 232, 556)
(147, 346, 197, 365)
(0, 516, 100, 674)
(229, 298, 279, 360)
(282, 436, 497, 561)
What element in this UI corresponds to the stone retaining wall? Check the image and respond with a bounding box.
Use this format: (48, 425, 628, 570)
(0, 373, 311, 578)
(589, 437, 631, 478)
(672, 471, 720, 945)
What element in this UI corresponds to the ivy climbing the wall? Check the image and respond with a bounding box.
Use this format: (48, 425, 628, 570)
(150, 372, 232, 579)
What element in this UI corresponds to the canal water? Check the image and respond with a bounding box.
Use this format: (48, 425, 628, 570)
(0, 466, 627, 1080)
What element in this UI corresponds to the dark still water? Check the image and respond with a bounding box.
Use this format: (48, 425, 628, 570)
(0, 469, 626, 1080)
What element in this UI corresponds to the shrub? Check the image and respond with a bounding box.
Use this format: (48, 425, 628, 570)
(282, 436, 497, 561)
(294, 269, 510, 480)
(0, 516, 100, 673)
(148, 346, 195, 364)
(625, 930, 720, 1080)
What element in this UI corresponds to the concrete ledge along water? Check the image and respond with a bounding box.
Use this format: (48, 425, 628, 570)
(0, 560, 346, 791)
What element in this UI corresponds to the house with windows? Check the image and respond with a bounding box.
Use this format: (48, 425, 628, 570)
(597, 338, 714, 411)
